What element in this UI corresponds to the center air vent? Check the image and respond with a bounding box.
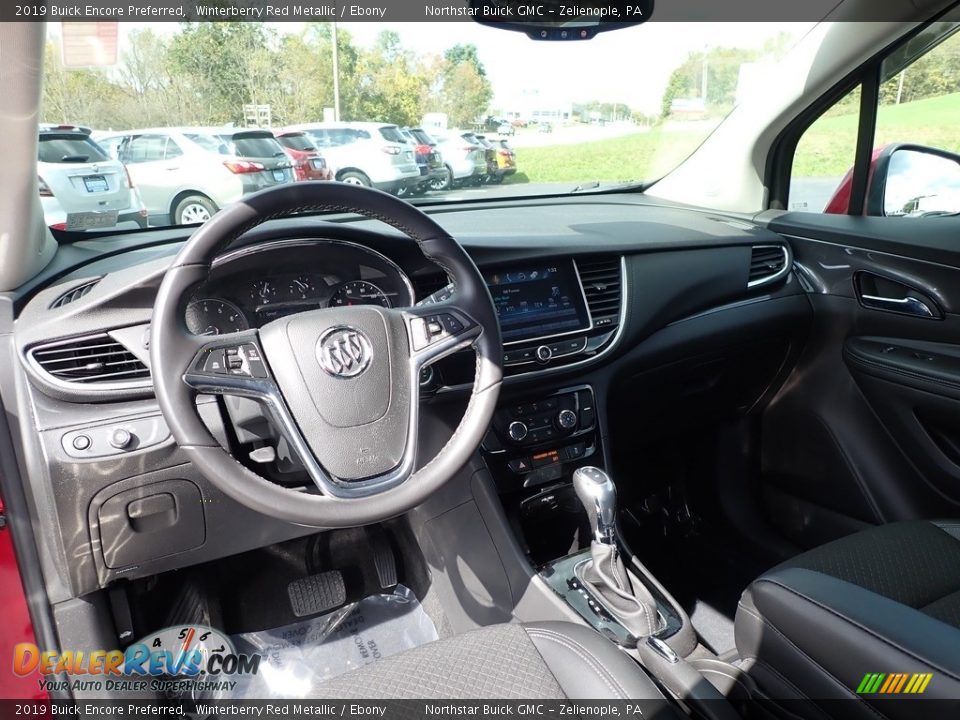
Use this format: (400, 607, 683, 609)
(748, 245, 790, 288)
(30, 335, 150, 386)
(576, 257, 623, 329)
(50, 278, 101, 308)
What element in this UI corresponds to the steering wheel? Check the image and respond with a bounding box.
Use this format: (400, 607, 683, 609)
(151, 183, 502, 527)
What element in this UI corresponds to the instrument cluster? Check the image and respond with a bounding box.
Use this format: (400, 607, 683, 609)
(184, 239, 415, 336)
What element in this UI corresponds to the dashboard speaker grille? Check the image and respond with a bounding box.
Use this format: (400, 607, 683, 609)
(749, 245, 789, 286)
(577, 257, 622, 328)
(30, 335, 149, 385)
(49, 278, 100, 309)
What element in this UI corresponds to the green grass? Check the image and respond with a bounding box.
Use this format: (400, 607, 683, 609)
(506, 92, 960, 183)
(505, 127, 709, 185)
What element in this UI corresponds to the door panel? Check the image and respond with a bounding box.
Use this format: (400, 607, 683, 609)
(757, 220, 960, 548)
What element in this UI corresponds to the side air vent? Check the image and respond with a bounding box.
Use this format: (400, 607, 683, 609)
(50, 278, 101, 308)
(29, 335, 150, 386)
(576, 257, 623, 329)
(411, 273, 450, 302)
(748, 245, 790, 288)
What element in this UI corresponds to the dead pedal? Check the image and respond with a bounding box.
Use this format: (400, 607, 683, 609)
(367, 526, 398, 589)
(287, 570, 346, 617)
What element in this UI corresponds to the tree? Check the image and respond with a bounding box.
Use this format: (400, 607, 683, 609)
(443, 44, 486, 77)
(440, 62, 492, 127)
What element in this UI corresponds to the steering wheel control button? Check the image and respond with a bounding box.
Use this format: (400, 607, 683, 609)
(316, 327, 373, 379)
(202, 348, 226, 374)
(109, 428, 133, 449)
(508, 420, 529, 442)
(438, 313, 465, 334)
(71, 434, 92, 451)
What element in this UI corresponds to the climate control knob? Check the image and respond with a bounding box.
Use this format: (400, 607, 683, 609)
(536, 345, 553, 363)
(556, 409, 578, 430)
(508, 421, 529, 442)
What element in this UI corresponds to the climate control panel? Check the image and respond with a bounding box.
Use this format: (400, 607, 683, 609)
(483, 386, 598, 488)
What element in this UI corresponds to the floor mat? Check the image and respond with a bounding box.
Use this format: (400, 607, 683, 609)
(206, 585, 437, 699)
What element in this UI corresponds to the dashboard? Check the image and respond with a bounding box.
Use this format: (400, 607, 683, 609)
(184, 239, 416, 336)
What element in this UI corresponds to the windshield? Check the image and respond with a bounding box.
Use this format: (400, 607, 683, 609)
(40, 21, 810, 232)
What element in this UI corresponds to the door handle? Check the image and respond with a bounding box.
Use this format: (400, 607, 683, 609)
(860, 294, 936, 318)
(165, 166, 181, 171)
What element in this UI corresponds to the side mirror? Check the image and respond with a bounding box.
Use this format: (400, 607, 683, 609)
(868, 144, 960, 217)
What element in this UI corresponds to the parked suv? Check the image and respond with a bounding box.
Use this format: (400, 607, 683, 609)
(38, 124, 147, 231)
(273, 131, 333, 182)
(426, 129, 488, 190)
(281, 122, 421, 195)
(399, 127, 446, 195)
(96, 128, 294, 225)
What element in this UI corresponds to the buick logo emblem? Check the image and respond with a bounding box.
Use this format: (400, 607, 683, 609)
(317, 327, 372, 378)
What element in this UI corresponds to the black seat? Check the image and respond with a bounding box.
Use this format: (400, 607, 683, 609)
(736, 520, 960, 718)
(310, 620, 676, 707)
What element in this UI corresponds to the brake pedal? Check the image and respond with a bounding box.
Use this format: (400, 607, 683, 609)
(287, 570, 346, 617)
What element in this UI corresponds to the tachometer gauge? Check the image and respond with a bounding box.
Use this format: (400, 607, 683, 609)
(185, 299, 249, 336)
(329, 280, 391, 308)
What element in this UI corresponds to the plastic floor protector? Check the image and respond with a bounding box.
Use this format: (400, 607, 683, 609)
(207, 585, 438, 699)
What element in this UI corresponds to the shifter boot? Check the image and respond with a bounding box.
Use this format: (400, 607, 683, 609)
(577, 542, 662, 639)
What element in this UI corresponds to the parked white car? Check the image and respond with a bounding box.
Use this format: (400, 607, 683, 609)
(95, 127, 294, 225)
(281, 122, 421, 195)
(427, 129, 489, 189)
(38, 125, 147, 232)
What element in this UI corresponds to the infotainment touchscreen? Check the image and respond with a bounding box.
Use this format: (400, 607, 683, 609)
(484, 261, 591, 343)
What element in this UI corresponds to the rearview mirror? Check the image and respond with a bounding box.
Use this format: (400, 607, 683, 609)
(870, 144, 960, 217)
(467, 0, 653, 40)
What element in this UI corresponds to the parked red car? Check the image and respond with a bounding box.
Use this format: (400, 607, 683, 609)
(273, 131, 334, 182)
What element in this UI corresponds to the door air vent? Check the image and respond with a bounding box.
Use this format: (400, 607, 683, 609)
(748, 245, 790, 288)
(576, 256, 623, 329)
(49, 278, 101, 308)
(29, 334, 150, 386)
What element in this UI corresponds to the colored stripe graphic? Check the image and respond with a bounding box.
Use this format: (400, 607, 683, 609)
(857, 672, 932, 694)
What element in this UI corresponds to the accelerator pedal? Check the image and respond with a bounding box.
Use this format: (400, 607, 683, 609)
(366, 526, 398, 589)
(287, 570, 346, 618)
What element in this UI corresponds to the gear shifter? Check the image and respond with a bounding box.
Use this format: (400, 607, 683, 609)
(572, 466, 662, 639)
(573, 466, 618, 545)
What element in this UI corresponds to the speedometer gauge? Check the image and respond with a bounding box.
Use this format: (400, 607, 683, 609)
(185, 299, 249, 336)
(329, 280, 391, 308)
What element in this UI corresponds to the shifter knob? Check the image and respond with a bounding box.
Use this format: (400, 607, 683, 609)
(572, 466, 617, 545)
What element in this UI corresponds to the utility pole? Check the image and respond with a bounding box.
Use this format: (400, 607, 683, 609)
(332, 21, 341, 121)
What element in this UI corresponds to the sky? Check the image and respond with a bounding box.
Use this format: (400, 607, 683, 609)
(55, 21, 816, 115)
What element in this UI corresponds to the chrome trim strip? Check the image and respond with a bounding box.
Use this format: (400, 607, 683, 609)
(747, 244, 792, 288)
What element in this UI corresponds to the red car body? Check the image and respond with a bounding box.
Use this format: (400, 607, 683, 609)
(0, 497, 46, 699)
(822, 146, 886, 214)
(274, 131, 334, 182)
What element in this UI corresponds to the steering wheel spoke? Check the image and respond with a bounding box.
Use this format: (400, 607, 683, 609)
(182, 330, 271, 396)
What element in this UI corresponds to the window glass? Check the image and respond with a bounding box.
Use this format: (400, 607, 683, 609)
(226, 134, 286, 158)
(38, 135, 109, 164)
(184, 133, 229, 155)
(789, 85, 861, 213)
(123, 135, 168, 164)
(164, 138, 184, 160)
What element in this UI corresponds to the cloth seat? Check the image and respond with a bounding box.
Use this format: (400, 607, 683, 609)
(735, 520, 960, 719)
(310, 620, 675, 705)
